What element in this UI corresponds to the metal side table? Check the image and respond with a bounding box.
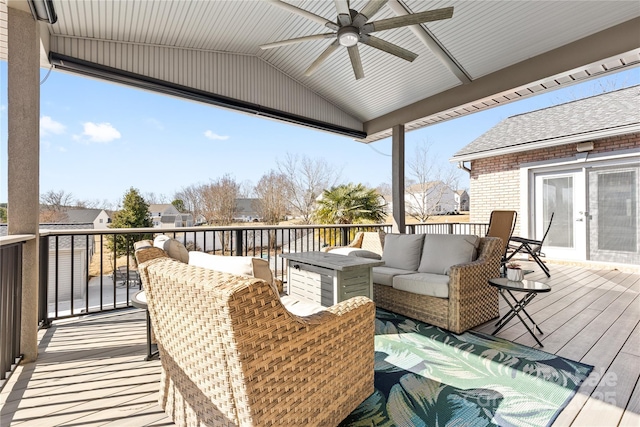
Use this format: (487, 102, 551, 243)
(131, 290, 159, 361)
(488, 278, 551, 347)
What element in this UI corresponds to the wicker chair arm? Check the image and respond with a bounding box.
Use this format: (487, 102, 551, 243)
(446, 237, 502, 333)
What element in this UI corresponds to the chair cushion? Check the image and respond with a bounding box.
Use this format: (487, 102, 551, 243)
(280, 295, 326, 316)
(154, 235, 189, 263)
(328, 247, 382, 260)
(189, 252, 279, 296)
(418, 234, 480, 275)
(382, 234, 425, 270)
(372, 266, 415, 287)
(392, 273, 450, 298)
(189, 251, 254, 276)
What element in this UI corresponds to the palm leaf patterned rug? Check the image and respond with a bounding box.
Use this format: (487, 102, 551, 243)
(341, 309, 593, 427)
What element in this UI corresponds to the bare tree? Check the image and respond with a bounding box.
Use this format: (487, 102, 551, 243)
(277, 153, 342, 224)
(40, 190, 74, 223)
(238, 180, 254, 198)
(405, 141, 460, 222)
(174, 184, 202, 221)
(254, 170, 291, 225)
(143, 192, 168, 204)
(40, 189, 74, 211)
(199, 174, 240, 225)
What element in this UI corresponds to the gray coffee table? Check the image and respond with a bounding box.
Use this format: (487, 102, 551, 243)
(280, 251, 383, 307)
(488, 277, 551, 347)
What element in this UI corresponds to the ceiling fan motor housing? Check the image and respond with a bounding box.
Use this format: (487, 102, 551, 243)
(338, 26, 360, 47)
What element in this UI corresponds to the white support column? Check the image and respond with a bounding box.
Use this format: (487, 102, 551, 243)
(8, 6, 41, 362)
(391, 124, 405, 233)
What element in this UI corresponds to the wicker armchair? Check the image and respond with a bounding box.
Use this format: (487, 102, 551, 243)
(373, 237, 502, 334)
(138, 257, 375, 426)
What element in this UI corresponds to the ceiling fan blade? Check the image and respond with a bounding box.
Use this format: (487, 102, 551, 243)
(266, 0, 339, 31)
(260, 33, 336, 49)
(352, 0, 388, 27)
(334, 0, 352, 26)
(304, 40, 341, 76)
(347, 45, 364, 80)
(361, 35, 418, 62)
(362, 7, 453, 33)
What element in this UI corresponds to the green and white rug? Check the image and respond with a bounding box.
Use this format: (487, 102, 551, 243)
(341, 309, 592, 427)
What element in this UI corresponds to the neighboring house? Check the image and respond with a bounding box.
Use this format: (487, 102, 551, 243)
(0, 223, 94, 306)
(451, 85, 640, 265)
(148, 204, 194, 228)
(455, 190, 470, 212)
(234, 198, 261, 222)
(65, 208, 111, 229)
(405, 181, 457, 217)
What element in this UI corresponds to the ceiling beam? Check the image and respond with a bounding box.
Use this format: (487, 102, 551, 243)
(387, 0, 470, 84)
(363, 17, 640, 138)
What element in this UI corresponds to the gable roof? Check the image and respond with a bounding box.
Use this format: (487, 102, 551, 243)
(148, 204, 178, 215)
(234, 199, 259, 217)
(65, 208, 107, 223)
(451, 85, 640, 161)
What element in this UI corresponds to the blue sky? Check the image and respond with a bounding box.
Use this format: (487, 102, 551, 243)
(1, 61, 638, 207)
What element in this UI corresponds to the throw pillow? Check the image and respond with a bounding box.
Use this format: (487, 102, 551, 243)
(382, 233, 425, 271)
(418, 234, 480, 275)
(328, 247, 382, 260)
(153, 235, 189, 264)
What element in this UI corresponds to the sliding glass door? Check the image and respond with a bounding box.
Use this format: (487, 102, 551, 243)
(588, 165, 640, 264)
(533, 163, 640, 263)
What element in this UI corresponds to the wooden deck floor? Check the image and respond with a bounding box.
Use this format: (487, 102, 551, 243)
(1, 261, 638, 426)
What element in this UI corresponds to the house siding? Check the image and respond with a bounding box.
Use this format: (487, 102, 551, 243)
(470, 132, 640, 235)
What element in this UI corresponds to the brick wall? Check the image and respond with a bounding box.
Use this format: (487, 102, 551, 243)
(469, 132, 640, 235)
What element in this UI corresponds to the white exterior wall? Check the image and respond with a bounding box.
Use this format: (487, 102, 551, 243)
(47, 249, 87, 305)
(93, 210, 111, 229)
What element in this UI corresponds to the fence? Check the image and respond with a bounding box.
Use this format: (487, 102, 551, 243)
(36, 222, 487, 324)
(0, 235, 33, 391)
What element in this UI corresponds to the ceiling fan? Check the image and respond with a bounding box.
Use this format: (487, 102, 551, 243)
(260, 0, 454, 80)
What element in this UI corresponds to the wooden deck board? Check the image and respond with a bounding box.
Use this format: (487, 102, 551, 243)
(0, 263, 638, 426)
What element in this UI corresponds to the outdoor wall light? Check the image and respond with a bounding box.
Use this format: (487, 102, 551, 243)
(338, 27, 359, 47)
(576, 141, 594, 152)
(28, 0, 57, 24)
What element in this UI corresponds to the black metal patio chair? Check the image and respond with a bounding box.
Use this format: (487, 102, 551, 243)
(506, 213, 554, 278)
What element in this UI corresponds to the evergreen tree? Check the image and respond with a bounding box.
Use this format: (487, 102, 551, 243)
(108, 188, 153, 258)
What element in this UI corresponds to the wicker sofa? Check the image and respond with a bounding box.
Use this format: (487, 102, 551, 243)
(137, 253, 375, 426)
(372, 234, 502, 334)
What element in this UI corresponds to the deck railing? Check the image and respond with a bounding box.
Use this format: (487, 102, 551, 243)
(0, 234, 34, 392)
(36, 222, 488, 325)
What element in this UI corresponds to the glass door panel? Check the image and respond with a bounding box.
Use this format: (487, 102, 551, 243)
(535, 171, 586, 260)
(588, 165, 640, 264)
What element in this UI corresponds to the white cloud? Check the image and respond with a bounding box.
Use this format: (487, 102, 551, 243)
(40, 116, 66, 136)
(204, 130, 230, 141)
(76, 122, 121, 143)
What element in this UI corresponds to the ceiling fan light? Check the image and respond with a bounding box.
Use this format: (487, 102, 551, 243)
(338, 27, 359, 47)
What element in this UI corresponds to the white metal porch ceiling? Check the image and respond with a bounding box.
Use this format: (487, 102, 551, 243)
(2, 0, 640, 142)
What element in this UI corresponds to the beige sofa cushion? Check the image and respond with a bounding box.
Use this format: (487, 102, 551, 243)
(393, 273, 451, 298)
(153, 235, 189, 263)
(372, 266, 415, 287)
(418, 234, 480, 275)
(382, 234, 425, 271)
